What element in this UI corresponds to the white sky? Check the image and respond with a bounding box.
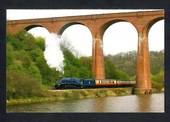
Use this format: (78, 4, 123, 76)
(7, 9, 159, 20)
(7, 9, 164, 70)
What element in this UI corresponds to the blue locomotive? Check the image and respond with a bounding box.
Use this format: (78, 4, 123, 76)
(55, 78, 82, 89)
(55, 78, 136, 89)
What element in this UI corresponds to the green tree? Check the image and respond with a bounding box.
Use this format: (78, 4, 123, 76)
(115, 70, 130, 80)
(105, 57, 130, 80)
(6, 43, 14, 66)
(61, 42, 93, 78)
(35, 37, 45, 51)
(151, 69, 164, 91)
(7, 30, 63, 99)
(7, 69, 45, 99)
(105, 58, 117, 79)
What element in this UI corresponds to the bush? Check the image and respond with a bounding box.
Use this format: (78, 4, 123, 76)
(7, 31, 62, 88)
(115, 70, 130, 80)
(151, 70, 164, 91)
(7, 70, 46, 100)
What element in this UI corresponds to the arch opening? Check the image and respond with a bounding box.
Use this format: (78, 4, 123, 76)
(148, 19, 164, 87)
(25, 25, 45, 31)
(102, 21, 138, 80)
(28, 26, 49, 39)
(148, 19, 164, 52)
(60, 24, 93, 57)
(100, 19, 127, 37)
(59, 22, 87, 35)
(146, 17, 164, 36)
(60, 23, 94, 78)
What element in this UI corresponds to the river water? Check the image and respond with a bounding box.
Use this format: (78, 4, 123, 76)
(7, 93, 164, 113)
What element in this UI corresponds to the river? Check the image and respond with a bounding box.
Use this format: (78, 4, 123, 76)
(7, 93, 164, 113)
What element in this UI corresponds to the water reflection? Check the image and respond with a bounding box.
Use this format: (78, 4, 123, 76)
(91, 97, 107, 112)
(137, 95, 152, 112)
(7, 93, 164, 113)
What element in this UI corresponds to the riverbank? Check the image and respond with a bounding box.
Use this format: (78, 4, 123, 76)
(7, 87, 133, 106)
(7, 93, 164, 112)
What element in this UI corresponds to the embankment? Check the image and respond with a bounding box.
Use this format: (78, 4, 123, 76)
(7, 87, 133, 106)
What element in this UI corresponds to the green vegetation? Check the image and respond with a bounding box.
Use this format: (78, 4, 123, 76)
(152, 69, 164, 91)
(7, 30, 164, 104)
(60, 43, 93, 78)
(105, 51, 137, 78)
(105, 58, 130, 80)
(7, 88, 133, 106)
(105, 51, 164, 91)
(7, 31, 60, 99)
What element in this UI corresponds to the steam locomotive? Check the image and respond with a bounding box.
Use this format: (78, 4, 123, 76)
(54, 78, 136, 89)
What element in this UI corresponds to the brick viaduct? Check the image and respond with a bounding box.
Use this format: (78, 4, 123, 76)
(7, 10, 164, 94)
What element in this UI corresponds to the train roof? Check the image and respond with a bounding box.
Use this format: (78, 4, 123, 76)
(61, 77, 80, 80)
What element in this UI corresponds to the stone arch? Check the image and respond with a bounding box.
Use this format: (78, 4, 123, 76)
(145, 17, 164, 36)
(58, 22, 92, 35)
(147, 18, 164, 51)
(102, 20, 138, 55)
(58, 22, 93, 57)
(99, 19, 139, 79)
(100, 19, 138, 39)
(147, 17, 164, 80)
(24, 24, 50, 32)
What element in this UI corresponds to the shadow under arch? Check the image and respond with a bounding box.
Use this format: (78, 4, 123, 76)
(58, 22, 93, 36)
(100, 19, 138, 39)
(145, 17, 164, 36)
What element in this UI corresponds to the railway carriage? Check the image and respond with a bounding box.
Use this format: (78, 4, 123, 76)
(95, 79, 117, 87)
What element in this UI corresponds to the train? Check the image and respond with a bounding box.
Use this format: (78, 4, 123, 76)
(54, 78, 136, 89)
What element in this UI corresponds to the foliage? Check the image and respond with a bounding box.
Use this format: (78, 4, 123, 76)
(150, 51, 164, 75)
(105, 51, 136, 77)
(7, 31, 62, 99)
(61, 44, 93, 78)
(104, 58, 117, 79)
(35, 37, 45, 51)
(151, 70, 164, 90)
(106, 50, 164, 77)
(105, 50, 164, 89)
(7, 70, 46, 99)
(105, 58, 130, 80)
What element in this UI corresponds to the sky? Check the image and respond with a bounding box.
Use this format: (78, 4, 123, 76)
(7, 9, 164, 71)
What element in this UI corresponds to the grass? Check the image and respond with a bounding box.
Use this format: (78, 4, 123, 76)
(7, 87, 133, 106)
